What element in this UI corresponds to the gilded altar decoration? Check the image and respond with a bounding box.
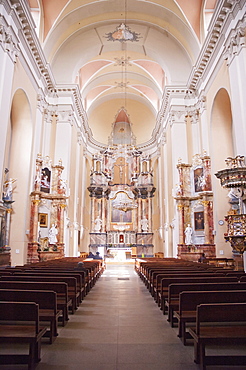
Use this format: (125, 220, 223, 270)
(27, 155, 68, 263)
(175, 153, 215, 260)
(105, 23, 141, 43)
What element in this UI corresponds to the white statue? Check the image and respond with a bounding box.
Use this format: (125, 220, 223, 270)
(185, 224, 193, 245)
(94, 216, 102, 232)
(3, 178, 16, 200)
(48, 224, 58, 244)
(58, 178, 67, 195)
(141, 217, 148, 232)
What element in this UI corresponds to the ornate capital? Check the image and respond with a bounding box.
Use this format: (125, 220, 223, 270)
(0, 16, 19, 62)
(224, 18, 246, 65)
(32, 199, 40, 205)
(37, 94, 48, 114)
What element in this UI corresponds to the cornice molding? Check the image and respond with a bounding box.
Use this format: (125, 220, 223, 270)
(7, 0, 56, 93)
(187, 0, 244, 91)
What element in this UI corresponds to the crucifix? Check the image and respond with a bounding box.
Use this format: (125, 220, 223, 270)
(115, 158, 127, 184)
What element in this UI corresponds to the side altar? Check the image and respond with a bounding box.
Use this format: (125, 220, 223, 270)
(27, 155, 68, 263)
(174, 153, 216, 261)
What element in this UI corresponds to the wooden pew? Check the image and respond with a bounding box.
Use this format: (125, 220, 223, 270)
(137, 261, 185, 284)
(159, 276, 239, 314)
(149, 268, 215, 296)
(153, 271, 225, 303)
(143, 263, 198, 287)
(0, 281, 71, 326)
(22, 258, 104, 290)
(0, 301, 47, 370)
(0, 289, 62, 344)
(2, 275, 78, 314)
(14, 270, 84, 305)
(24, 266, 90, 295)
(174, 289, 246, 345)
(188, 302, 246, 369)
(167, 281, 246, 331)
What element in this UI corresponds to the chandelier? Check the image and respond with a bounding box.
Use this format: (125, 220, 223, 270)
(113, 199, 138, 212)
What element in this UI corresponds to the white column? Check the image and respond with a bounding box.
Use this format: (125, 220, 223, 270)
(169, 111, 188, 256)
(0, 49, 15, 184)
(225, 28, 246, 154)
(170, 111, 188, 178)
(199, 96, 210, 154)
(190, 110, 201, 155)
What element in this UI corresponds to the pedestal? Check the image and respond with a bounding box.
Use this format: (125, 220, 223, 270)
(0, 251, 11, 266)
(38, 251, 63, 262)
(177, 243, 216, 261)
(27, 242, 40, 263)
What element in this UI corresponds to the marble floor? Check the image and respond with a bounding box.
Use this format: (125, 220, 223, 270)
(1, 262, 245, 370)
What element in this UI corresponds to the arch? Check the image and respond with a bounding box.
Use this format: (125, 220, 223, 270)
(8, 89, 33, 264)
(210, 87, 233, 256)
(211, 88, 233, 171)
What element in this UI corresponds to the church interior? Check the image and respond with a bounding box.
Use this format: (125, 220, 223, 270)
(0, 0, 246, 368)
(0, 0, 246, 267)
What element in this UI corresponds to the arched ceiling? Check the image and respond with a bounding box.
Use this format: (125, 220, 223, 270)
(28, 0, 217, 148)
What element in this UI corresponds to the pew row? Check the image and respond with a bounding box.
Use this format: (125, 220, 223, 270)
(0, 301, 48, 370)
(0, 289, 62, 344)
(167, 281, 246, 331)
(188, 302, 246, 369)
(0, 281, 71, 326)
(174, 289, 246, 345)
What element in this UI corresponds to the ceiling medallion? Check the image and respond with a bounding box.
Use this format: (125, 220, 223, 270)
(105, 23, 141, 43)
(114, 56, 131, 66)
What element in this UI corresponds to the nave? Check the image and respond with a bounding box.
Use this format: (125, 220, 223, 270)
(37, 262, 199, 370)
(1, 262, 245, 370)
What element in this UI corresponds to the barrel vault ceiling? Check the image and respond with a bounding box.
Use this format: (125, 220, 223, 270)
(28, 0, 217, 149)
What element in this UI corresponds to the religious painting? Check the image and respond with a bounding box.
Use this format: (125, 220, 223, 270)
(122, 210, 132, 223)
(40, 167, 51, 193)
(194, 167, 204, 192)
(111, 207, 132, 223)
(39, 213, 48, 228)
(194, 211, 204, 230)
(111, 207, 121, 222)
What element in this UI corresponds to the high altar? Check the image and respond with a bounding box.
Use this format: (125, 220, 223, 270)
(88, 108, 156, 258)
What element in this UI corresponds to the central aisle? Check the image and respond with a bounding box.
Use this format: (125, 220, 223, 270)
(39, 263, 199, 370)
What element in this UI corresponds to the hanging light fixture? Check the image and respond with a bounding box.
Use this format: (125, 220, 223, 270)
(113, 198, 138, 212)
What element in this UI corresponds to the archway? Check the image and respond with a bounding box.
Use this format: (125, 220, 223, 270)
(210, 88, 233, 256)
(8, 89, 32, 265)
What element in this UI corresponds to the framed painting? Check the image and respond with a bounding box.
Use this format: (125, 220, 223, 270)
(194, 211, 204, 230)
(39, 213, 48, 228)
